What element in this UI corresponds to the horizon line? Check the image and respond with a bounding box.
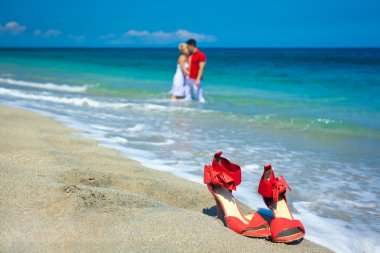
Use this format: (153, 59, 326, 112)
(1, 46, 380, 50)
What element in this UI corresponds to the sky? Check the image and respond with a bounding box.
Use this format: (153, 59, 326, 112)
(0, 0, 379, 48)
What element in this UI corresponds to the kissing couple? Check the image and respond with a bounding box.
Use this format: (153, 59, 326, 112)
(170, 39, 206, 103)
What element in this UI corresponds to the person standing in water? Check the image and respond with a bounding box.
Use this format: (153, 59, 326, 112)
(170, 43, 189, 100)
(185, 39, 206, 103)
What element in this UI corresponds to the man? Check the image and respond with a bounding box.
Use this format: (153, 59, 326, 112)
(185, 39, 206, 103)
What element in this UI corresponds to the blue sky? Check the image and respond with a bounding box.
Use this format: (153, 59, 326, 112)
(0, 0, 379, 47)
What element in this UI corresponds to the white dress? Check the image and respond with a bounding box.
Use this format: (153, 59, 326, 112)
(171, 62, 189, 97)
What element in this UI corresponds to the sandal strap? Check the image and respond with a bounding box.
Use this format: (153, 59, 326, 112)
(248, 212, 268, 228)
(225, 212, 269, 234)
(270, 218, 305, 240)
(258, 165, 291, 203)
(203, 151, 241, 190)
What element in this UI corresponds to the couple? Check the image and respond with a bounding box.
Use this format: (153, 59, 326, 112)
(171, 39, 206, 103)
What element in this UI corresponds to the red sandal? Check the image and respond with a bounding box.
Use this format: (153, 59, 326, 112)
(204, 151, 271, 238)
(258, 164, 305, 243)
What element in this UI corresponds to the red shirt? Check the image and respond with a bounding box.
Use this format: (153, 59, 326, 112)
(189, 49, 206, 80)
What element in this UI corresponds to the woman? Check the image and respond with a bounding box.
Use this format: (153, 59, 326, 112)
(170, 43, 189, 100)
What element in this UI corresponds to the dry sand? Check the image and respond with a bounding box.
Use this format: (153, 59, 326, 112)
(0, 105, 332, 253)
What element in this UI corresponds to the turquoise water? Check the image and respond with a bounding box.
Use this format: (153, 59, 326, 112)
(1, 48, 379, 252)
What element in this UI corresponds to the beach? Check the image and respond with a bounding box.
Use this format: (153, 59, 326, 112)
(0, 48, 379, 252)
(0, 105, 332, 252)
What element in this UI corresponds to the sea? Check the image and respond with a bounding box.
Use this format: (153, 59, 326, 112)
(0, 48, 379, 253)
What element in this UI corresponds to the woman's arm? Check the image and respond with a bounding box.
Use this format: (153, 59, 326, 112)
(178, 55, 190, 76)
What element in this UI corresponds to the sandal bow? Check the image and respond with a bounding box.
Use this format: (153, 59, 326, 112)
(204, 166, 237, 191)
(258, 164, 291, 203)
(203, 151, 241, 191)
(272, 176, 291, 203)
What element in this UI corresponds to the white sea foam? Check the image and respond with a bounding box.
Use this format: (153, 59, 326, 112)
(233, 184, 380, 253)
(128, 139, 175, 146)
(0, 77, 89, 93)
(0, 87, 212, 114)
(99, 136, 128, 144)
(293, 201, 380, 253)
(140, 102, 211, 113)
(243, 164, 260, 172)
(90, 124, 120, 132)
(126, 124, 145, 132)
(316, 118, 343, 125)
(0, 87, 147, 110)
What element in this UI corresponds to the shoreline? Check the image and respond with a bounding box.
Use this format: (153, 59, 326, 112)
(0, 105, 331, 252)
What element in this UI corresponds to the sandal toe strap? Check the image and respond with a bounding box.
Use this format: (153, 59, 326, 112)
(248, 212, 269, 229)
(270, 217, 305, 240)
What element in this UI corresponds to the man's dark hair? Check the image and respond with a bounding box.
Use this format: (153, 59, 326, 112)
(186, 39, 197, 47)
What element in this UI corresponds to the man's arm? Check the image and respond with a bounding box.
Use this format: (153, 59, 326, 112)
(195, 61, 206, 86)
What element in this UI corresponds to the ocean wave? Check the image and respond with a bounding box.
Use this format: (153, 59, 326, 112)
(126, 124, 145, 132)
(315, 118, 343, 125)
(1, 86, 378, 139)
(99, 136, 128, 144)
(0, 77, 89, 93)
(90, 124, 120, 132)
(128, 139, 175, 146)
(0, 87, 126, 108)
(0, 87, 209, 114)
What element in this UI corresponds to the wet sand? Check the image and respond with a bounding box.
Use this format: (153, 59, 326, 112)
(0, 105, 331, 252)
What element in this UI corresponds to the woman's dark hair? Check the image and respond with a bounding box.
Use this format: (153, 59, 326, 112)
(186, 39, 197, 47)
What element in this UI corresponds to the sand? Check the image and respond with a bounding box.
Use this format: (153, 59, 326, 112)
(0, 105, 332, 253)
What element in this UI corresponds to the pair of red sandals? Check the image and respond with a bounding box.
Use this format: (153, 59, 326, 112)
(204, 151, 305, 243)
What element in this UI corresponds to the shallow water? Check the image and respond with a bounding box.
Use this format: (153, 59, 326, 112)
(1, 48, 379, 253)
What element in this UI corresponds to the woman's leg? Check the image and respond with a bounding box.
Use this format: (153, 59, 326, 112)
(184, 78, 193, 100)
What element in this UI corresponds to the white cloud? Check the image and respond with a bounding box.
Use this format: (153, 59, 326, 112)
(175, 29, 217, 42)
(44, 29, 61, 38)
(33, 29, 42, 37)
(109, 29, 217, 44)
(34, 29, 62, 38)
(100, 33, 116, 39)
(0, 21, 27, 35)
(125, 29, 150, 37)
(68, 34, 86, 43)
